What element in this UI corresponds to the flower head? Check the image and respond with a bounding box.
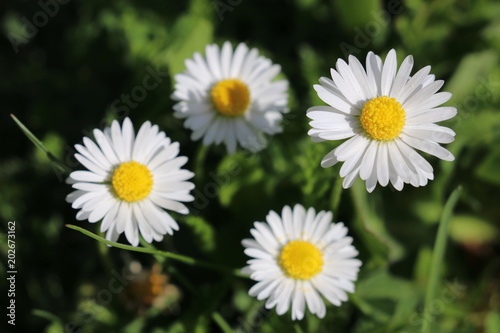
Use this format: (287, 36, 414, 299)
(307, 49, 457, 192)
(66, 118, 194, 246)
(172, 42, 289, 154)
(242, 204, 361, 320)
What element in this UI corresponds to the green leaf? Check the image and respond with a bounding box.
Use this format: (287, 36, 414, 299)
(350, 180, 405, 265)
(79, 298, 116, 325)
(486, 311, 500, 333)
(353, 269, 419, 324)
(123, 317, 145, 333)
(333, 0, 383, 32)
(98, 4, 170, 65)
(414, 246, 433, 286)
(184, 215, 216, 253)
(445, 51, 499, 106)
(449, 214, 498, 244)
(298, 44, 324, 106)
(412, 200, 443, 225)
(476, 148, 500, 185)
(165, 15, 213, 77)
(32, 309, 64, 333)
(356, 270, 417, 300)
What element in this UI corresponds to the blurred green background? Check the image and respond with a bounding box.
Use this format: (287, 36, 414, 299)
(1, 0, 500, 332)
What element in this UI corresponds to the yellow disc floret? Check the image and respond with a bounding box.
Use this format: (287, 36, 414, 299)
(279, 240, 324, 280)
(360, 96, 406, 141)
(111, 161, 153, 202)
(210, 79, 250, 116)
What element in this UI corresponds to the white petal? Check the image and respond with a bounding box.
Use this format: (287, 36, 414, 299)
(376, 143, 389, 187)
(291, 282, 306, 320)
(359, 141, 378, 180)
(404, 124, 455, 144)
(88, 197, 114, 223)
(292, 204, 306, 239)
(321, 149, 339, 168)
(395, 65, 431, 103)
(348, 54, 375, 99)
(220, 41, 233, 78)
(407, 106, 457, 124)
(110, 120, 126, 161)
(334, 135, 370, 161)
(121, 117, 135, 161)
(230, 43, 249, 77)
(205, 44, 222, 80)
(281, 206, 294, 239)
(266, 210, 287, 245)
(389, 55, 413, 98)
(313, 84, 355, 114)
(401, 134, 454, 161)
(69, 170, 106, 183)
(403, 80, 445, 113)
(149, 193, 189, 214)
(336, 58, 365, 102)
(380, 49, 397, 96)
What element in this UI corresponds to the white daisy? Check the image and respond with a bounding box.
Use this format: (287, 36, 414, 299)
(66, 117, 195, 246)
(172, 41, 288, 154)
(307, 49, 457, 192)
(242, 204, 361, 320)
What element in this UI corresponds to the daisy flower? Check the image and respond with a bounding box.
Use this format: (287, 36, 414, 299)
(242, 204, 361, 320)
(307, 49, 457, 192)
(172, 41, 288, 154)
(66, 117, 195, 246)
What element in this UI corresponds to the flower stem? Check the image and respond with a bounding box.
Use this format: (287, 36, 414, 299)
(66, 224, 249, 279)
(421, 186, 462, 333)
(11, 114, 71, 175)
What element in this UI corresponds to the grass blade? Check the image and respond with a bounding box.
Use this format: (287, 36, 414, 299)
(11, 114, 70, 174)
(421, 186, 463, 333)
(66, 224, 248, 278)
(212, 312, 233, 333)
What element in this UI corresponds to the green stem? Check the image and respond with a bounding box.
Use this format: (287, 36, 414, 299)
(11, 114, 70, 175)
(139, 237, 197, 295)
(66, 224, 249, 279)
(212, 312, 233, 333)
(421, 186, 462, 333)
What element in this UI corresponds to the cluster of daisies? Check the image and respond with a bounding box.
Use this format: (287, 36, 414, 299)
(66, 42, 456, 320)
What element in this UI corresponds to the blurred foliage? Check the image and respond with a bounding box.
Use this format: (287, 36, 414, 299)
(1, 0, 500, 332)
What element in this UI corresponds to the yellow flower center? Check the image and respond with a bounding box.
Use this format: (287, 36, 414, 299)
(210, 79, 250, 116)
(360, 96, 406, 141)
(278, 240, 324, 280)
(111, 161, 153, 202)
